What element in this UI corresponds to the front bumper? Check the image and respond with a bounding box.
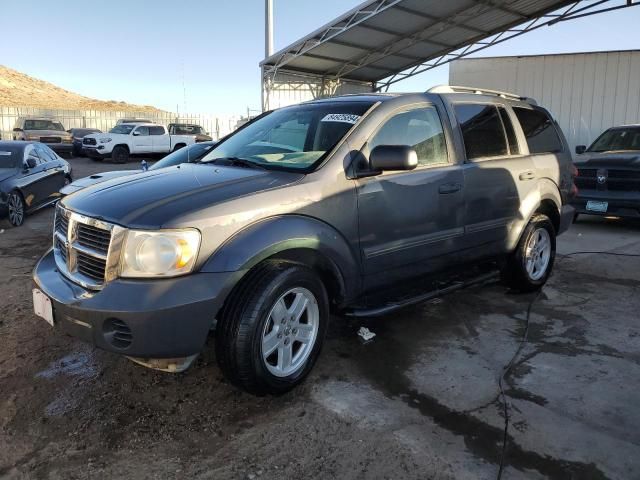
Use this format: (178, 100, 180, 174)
(33, 249, 238, 358)
(571, 191, 640, 218)
(84, 146, 110, 158)
(45, 143, 73, 154)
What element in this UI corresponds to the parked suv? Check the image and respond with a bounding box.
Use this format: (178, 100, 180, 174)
(13, 117, 73, 156)
(32, 86, 575, 394)
(572, 124, 640, 220)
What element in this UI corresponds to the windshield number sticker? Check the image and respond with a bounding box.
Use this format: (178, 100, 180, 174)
(321, 114, 360, 124)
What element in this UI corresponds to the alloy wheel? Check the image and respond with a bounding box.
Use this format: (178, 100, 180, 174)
(261, 287, 319, 377)
(8, 193, 24, 226)
(524, 227, 551, 281)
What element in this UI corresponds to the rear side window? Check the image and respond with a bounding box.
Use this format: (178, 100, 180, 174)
(149, 126, 165, 135)
(498, 107, 519, 155)
(453, 104, 508, 159)
(369, 106, 448, 166)
(513, 107, 562, 154)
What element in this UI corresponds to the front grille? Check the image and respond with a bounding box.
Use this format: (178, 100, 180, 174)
(83, 137, 97, 146)
(55, 211, 69, 237)
(608, 170, 640, 180)
(40, 136, 61, 143)
(77, 224, 111, 255)
(575, 178, 597, 189)
(77, 252, 107, 281)
(53, 205, 117, 290)
(608, 180, 640, 191)
(578, 168, 597, 178)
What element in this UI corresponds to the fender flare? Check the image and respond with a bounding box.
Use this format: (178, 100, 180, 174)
(508, 179, 562, 250)
(201, 215, 361, 302)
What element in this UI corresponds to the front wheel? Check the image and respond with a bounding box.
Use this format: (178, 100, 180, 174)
(111, 145, 129, 164)
(7, 191, 25, 227)
(215, 261, 329, 395)
(501, 214, 556, 292)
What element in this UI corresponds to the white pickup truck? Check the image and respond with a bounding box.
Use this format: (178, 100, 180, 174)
(82, 123, 196, 163)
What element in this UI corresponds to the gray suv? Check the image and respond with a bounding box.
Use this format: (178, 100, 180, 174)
(32, 86, 575, 394)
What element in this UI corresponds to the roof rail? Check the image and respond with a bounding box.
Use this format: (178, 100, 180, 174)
(427, 85, 537, 105)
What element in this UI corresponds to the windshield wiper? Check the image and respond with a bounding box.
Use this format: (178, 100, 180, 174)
(210, 157, 266, 170)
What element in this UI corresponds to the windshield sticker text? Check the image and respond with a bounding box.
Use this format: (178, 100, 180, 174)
(321, 114, 361, 124)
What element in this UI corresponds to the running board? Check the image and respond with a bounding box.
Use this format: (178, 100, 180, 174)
(344, 271, 499, 318)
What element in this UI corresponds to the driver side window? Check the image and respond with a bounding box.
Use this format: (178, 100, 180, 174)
(369, 106, 448, 167)
(134, 126, 150, 136)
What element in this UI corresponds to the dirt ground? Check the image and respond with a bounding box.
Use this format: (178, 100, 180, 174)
(1, 157, 640, 479)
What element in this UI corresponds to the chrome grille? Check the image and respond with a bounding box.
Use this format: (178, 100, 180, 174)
(53, 205, 123, 290)
(83, 137, 97, 145)
(77, 224, 111, 255)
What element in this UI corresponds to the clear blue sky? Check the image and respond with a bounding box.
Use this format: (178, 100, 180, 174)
(2, 1, 640, 114)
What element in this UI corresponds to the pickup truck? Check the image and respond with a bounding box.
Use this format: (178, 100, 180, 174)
(82, 123, 196, 163)
(33, 86, 576, 395)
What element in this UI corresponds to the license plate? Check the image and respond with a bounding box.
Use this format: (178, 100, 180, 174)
(33, 288, 54, 326)
(586, 200, 608, 213)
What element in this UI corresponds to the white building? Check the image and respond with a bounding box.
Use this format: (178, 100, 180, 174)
(449, 50, 640, 150)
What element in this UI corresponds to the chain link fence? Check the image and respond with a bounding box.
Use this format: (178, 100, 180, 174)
(0, 106, 244, 142)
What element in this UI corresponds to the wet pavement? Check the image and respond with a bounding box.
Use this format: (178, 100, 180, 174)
(1, 157, 639, 479)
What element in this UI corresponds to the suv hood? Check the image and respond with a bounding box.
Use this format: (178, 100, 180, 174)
(61, 163, 304, 228)
(574, 151, 640, 168)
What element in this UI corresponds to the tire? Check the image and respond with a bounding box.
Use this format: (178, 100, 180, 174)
(64, 175, 72, 185)
(216, 261, 329, 395)
(111, 145, 129, 164)
(501, 214, 556, 292)
(172, 144, 186, 152)
(572, 213, 579, 223)
(7, 191, 25, 227)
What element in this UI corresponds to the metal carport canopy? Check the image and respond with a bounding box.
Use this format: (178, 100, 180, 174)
(260, 0, 636, 90)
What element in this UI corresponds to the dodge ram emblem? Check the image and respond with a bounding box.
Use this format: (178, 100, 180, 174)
(597, 174, 607, 184)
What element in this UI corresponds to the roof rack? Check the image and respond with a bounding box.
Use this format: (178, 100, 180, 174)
(427, 85, 537, 105)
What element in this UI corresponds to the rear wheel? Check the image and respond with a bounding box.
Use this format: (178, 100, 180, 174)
(111, 145, 129, 164)
(172, 143, 186, 152)
(7, 191, 25, 227)
(502, 214, 556, 292)
(215, 261, 329, 395)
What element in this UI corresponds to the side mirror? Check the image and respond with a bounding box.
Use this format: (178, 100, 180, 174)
(369, 145, 418, 172)
(575, 145, 586, 155)
(132, 131, 141, 136)
(25, 158, 37, 169)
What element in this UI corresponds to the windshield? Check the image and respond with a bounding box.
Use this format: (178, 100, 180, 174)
(200, 101, 374, 171)
(150, 142, 215, 170)
(0, 146, 20, 169)
(588, 127, 640, 152)
(110, 125, 136, 134)
(24, 120, 64, 131)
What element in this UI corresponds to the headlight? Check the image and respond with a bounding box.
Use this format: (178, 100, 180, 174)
(120, 229, 201, 278)
(62, 137, 72, 143)
(99, 137, 112, 143)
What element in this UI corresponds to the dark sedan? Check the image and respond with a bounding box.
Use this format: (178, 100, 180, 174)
(572, 125, 640, 220)
(0, 141, 71, 226)
(68, 128, 101, 157)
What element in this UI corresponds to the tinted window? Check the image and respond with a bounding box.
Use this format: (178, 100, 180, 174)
(36, 145, 58, 162)
(498, 107, 519, 155)
(135, 126, 150, 136)
(454, 104, 508, 159)
(588, 127, 640, 152)
(172, 124, 204, 135)
(24, 120, 65, 131)
(369, 106, 448, 166)
(149, 126, 165, 135)
(513, 107, 562, 154)
(26, 147, 44, 164)
(0, 146, 21, 168)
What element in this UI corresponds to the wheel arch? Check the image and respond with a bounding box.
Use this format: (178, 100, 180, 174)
(508, 179, 562, 251)
(201, 215, 361, 308)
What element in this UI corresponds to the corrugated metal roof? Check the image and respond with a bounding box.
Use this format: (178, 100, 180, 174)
(260, 0, 576, 83)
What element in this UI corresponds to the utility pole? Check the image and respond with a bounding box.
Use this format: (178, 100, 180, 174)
(262, 0, 274, 112)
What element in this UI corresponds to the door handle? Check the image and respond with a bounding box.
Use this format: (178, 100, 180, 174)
(439, 183, 462, 194)
(519, 170, 536, 181)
